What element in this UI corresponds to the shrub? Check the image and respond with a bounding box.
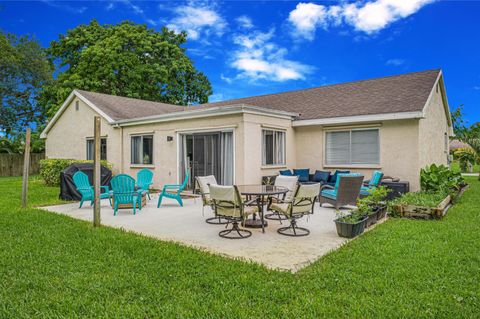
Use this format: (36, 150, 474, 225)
(420, 164, 464, 194)
(40, 159, 113, 186)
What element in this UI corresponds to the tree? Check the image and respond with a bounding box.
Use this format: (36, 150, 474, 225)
(40, 20, 212, 117)
(0, 31, 53, 136)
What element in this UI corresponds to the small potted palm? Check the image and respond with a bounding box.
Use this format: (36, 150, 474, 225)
(334, 203, 369, 238)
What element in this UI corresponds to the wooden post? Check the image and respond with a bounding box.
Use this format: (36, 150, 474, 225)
(21, 128, 31, 208)
(93, 116, 101, 227)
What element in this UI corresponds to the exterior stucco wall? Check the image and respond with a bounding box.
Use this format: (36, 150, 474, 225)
(119, 114, 245, 188)
(418, 84, 450, 170)
(45, 97, 122, 173)
(294, 120, 422, 190)
(241, 113, 296, 185)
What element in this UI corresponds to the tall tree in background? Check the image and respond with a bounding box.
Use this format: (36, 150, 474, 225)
(0, 31, 53, 137)
(41, 20, 212, 117)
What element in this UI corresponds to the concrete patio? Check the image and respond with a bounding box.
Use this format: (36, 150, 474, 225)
(43, 195, 353, 272)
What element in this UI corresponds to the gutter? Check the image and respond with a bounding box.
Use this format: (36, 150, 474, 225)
(111, 104, 298, 127)
(292, 111, 425, 127)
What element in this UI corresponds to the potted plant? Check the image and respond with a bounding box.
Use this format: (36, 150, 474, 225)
(365, 186, 390, 220)
(334, 207, 369, 238)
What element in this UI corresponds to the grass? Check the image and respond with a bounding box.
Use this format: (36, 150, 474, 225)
(0, 176, 479, 318)
(451, 160, 480, 173)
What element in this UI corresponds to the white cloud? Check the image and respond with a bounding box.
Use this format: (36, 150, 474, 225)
(288, 0, 435, 40)
(167, 4, 227, 41)
(386, 58, 405, 66)
(474, 86, 480, 91)
(230, 29, 313, 82)
(236, 15, 254, 29)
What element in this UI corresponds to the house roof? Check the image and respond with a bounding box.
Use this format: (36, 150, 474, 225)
(75, 90, 186, 121)
(78, 69, 441, 122)
(199, 69, 442, 120)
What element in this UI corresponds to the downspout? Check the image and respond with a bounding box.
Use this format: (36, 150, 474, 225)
(120, 126, 124, 173)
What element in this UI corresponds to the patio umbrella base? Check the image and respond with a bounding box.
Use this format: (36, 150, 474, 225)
(206, 216, 229, 225)
(242, 218, 268, 228)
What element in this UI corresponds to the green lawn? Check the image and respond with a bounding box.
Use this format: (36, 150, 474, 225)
(451, 160, 480, 173)
(0, 176, 479, 318)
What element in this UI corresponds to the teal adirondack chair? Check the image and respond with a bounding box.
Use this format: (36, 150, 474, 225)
(111, 174, 143, 215)
(136, 169, 154, 200)
(72, 171, 111, 208)
(157, 173, 189, 208)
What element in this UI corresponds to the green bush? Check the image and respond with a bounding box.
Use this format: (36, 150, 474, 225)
(420, 163, 464, 194)
(40, 159, 113, 186)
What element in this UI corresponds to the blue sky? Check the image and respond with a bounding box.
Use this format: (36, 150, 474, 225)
(1, 0, 479, 123)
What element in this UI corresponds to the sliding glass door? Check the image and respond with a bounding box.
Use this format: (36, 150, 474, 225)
(179, 131, 234, 189)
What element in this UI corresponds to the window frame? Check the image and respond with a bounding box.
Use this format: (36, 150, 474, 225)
(130, 134, 154, 165)
(86, 137, 107, 161)
(324, 127, 380, 167)
(261, 128, 286, 166)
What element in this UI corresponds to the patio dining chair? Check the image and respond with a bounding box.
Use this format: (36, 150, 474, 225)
(269, 183, 320, 237)
(359, 170, 384, 196)
(111, 174, 143, 215)
(319, 174, 364, 209)
(157, 172, 189, 207)
(136, 168, 154, 200)
(195, 175, 228, 225)
(266, 175, 299, 222)
(72, 171, 111, 208)
(209, 184, 259, 239)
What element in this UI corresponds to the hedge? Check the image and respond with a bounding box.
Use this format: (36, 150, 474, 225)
(39, 159, 113, 186)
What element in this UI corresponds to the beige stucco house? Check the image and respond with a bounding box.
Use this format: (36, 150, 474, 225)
(41, 69, 453, 191)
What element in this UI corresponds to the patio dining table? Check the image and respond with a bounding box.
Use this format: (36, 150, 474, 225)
(236, 185, 289, 233)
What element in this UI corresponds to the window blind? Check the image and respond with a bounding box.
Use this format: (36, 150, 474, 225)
(326, 129, 379, 165)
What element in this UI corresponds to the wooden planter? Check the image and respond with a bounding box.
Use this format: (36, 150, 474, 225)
(394, 195, 451, 219)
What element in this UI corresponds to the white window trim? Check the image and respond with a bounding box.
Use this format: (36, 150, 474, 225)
(262, 128, 286, 166)
(130, 134, 154, 165)
(324, 127, 380, 167)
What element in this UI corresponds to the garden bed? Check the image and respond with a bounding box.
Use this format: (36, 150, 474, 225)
(393, 194, 451, 219)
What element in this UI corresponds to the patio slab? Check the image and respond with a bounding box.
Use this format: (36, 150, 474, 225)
(42, 195, 352, 272)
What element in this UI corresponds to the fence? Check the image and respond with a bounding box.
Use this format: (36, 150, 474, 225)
(0, 153, 45, 177)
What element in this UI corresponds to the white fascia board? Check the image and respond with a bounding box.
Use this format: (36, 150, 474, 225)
(112, 104, 297, 127)
(292, 111, 425, 127)
(40, 90, 115, 138)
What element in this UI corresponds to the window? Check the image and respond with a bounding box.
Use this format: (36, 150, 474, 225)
(262, 129, 285, 165)
(325, 129, 379, 165)
(131, 135, 153, 165)
(86, 138, 107, 160)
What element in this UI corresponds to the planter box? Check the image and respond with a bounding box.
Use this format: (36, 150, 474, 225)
(365, 210, 378, 228)
(394, 195, 451, 219)
(376, 204, 387, 220)
(334, 216, 368, 238)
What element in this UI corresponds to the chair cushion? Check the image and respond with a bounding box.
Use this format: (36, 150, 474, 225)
(293, 169, 310, 182)
(270, 202, 289, 215)
(369, 171, 383, 187)
(244, 205, 259, 216)
(329, 170, 350, 183)
(279, 169, 293, 176)
(321, 189, 337, 200)
(313, 170, 330, 183)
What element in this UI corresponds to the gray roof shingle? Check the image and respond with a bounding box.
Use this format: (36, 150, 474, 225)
(77, 69, 441, 122)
